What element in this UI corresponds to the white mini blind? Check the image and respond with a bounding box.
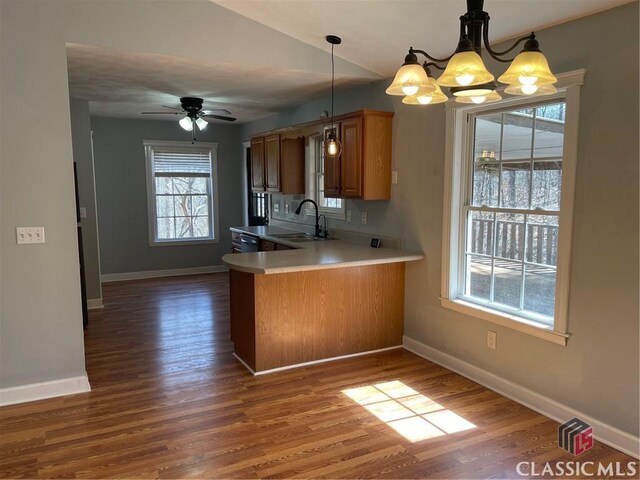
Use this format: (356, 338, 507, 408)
(151, 147, 211, 177)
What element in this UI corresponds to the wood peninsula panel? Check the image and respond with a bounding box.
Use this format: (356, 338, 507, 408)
(229, 269, 256, 370)
(252, 263, 405, 371)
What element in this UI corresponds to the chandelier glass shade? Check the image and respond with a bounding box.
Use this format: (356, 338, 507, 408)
(388, 0, 557, 105)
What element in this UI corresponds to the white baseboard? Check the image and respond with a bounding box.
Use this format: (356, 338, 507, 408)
(87, 298, 103, 309)
(234, 345, 403, 376)
(101, 265, 228, 283)
(0, 374, 91, 407)
(403, 336, 639, 459)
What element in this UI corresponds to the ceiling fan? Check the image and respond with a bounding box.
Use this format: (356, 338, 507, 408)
(142, 97, 236, 141)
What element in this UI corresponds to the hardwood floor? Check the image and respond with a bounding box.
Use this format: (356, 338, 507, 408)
(0, 273, 635, 479)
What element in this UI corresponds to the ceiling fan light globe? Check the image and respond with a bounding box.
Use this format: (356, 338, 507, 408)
(196, 118, 208, 130)
(179, 116, 193, 131)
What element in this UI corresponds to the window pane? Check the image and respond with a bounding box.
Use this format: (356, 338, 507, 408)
(173, 177, 207, 194)
(193, 216, 210, 237)
(474, 114, 502, 160)
(501, 110, 533, 160)
(523, 263, 556, 319)
(156, 196, 174, 217)
(526, 215, 559, 266)
(493, 259, 522, 308)
(175, 217, 194, 238)
(494, 213, 524, 260)
(534, 103, 565, 159)
(467, 211, 493, 255)
(532, 161, 562, 210)
(174, 195, 192, 217)
(155, 177, 173, 194)
(192, 195, 209, 216)
(500, 162, 530, 209)
(472, 162, 499, 207)
(156, 217, 175, 239)
(466, 254, 491, 301)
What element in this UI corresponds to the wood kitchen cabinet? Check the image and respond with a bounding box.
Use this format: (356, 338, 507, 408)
(251, 134, 305, 194)
(324, 111, 392, 200)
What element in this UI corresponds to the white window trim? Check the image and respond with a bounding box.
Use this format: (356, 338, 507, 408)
(144, 140, 220, 247)
(441, 69, 585, 346)
(307, 135, 347, 220)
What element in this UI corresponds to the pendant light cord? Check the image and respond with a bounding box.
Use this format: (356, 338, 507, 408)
(331, 42, 335, 130)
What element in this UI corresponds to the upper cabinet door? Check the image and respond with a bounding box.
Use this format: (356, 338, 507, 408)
(280, 136, 305, 195)
(250, 137, 265, 191)
(340, 117, 363, 198)
(323, 125, 341, 197)
(264, 134, 281, 192)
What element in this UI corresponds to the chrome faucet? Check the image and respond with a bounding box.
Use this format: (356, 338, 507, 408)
(294, 199, 326, 238)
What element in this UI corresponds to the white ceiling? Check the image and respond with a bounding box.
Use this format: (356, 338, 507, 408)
(68, 0, 632, 123)
(66, 44, 375, 123)
(212, 0, 633, 76)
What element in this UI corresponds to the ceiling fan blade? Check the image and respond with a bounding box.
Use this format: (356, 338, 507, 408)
(141, 111, 183, 115)
(201, 109, 232, 115)
(162, 105, 182, 111)
(202, 114, 237, 122)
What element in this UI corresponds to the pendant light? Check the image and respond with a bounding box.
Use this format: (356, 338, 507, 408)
(324, 35, 342, 159)
(388, 0, 557, 105)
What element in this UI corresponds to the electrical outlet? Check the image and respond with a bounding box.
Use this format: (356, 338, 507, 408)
(487, 331, 497, 350)
(392, 171, 398, 184)
(273, 203, 280, 213)
(284, 204, 289, 214)
(361, 211, 368, 224)
(346, 210, 352, 222)
(16, 227, 45, 244)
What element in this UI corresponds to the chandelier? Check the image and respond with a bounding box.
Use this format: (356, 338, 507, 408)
(386, 0, 557, 105)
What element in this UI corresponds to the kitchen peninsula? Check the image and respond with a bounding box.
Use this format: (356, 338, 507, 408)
(223, 226, 424, 374)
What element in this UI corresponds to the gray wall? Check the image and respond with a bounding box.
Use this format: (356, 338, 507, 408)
(91, 117, 243, 275)
(241, 4, 640, 436)
(70, 98, 102, 301)
(0, 0, 372, 391)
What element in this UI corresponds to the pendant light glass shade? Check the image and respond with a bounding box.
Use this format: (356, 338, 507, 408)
(455, 90, 502, 104)
(402, 76, 448, 105)
(498, 51, 557, 86)
(504, 83, 558, 96)
(386, 63, 432, 96)
(324, 130, 342, 158)
(195, 118, 208, 130)
(437, 51, 494, 87)
(179, 116, 193, 131)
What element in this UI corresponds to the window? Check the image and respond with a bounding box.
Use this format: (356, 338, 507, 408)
(144, 141, 219, 245)
(441, 71, 583, 345)
(309, 135, 346, 218)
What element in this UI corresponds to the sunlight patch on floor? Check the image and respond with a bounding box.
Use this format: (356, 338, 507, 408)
(343, 380, 476, 442)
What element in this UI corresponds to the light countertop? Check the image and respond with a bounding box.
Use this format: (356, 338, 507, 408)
(223, 226, 424, 274)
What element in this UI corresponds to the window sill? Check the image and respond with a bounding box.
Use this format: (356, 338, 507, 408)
(440, 297, 569, 346)
(150, 238, 219, 247)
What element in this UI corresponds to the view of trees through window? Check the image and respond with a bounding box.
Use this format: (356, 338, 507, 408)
(155, 176, 210, 239)
(147, 144, 214, 242)
(464, 102, 565, 321)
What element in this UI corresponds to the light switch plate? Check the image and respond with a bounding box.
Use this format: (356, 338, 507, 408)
(487, 331, 497, 350)
(16, 227, 45, 244)
(79, 207, 87, 219)
(392, 171, 398, 184)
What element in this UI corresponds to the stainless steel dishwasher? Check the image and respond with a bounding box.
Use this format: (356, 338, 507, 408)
(239, 234, 259, 253)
